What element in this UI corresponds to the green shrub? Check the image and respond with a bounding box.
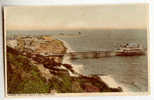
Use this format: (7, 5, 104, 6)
(7, 51, 50, 94)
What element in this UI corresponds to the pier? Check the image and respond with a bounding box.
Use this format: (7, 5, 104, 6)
(46, 51, 116, 59)
(44, 49, 145, 60)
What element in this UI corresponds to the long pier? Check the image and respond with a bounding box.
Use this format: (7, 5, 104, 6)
(45, 51, 116, 59)
(43, 49, 145, 60)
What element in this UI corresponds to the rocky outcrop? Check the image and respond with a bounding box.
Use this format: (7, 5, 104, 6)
(8, 35, 67, 63)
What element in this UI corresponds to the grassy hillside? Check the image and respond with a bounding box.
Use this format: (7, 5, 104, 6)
(7, 49, 50, 94)
(6, 35, 122, 94)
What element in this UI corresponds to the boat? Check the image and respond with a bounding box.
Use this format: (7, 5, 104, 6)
(115, 43, 145, 56)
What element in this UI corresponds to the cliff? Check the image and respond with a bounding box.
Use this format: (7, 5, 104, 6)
(6, 35, 122, 94)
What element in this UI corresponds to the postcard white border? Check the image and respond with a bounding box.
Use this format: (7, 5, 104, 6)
(0, 0, 154, 100)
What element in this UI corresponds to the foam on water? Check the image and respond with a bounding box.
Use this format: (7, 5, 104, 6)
(53, 30, 148, 92)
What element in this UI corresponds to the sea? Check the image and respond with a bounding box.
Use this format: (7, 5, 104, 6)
(7, 29, 148, 92)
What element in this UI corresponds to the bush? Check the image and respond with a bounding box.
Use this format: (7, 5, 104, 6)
(7, 51, 50, 94)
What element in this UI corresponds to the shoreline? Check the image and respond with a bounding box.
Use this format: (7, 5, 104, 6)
(58, 39, 84, 75)
(59, 38, 129, 92)
(6, 35, 127, 93)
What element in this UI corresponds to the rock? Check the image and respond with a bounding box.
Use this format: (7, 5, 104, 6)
(99, 75, 119, 88)
(49, 68, 70, 76)
(62, 64, 75, 73)
(110, 87, 123, 92)
(41, 36, 54, 41)
(54, 57, 63, 63)
(7, 40, 18, 48)
(72, 81, 83, 92)
(14, 36, 66, 58)
(82, 83, 100, 92)
(37, 64, 53, 81)
(58, 69, 70, 76)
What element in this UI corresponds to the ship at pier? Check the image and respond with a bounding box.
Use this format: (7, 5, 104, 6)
(115, 43, 145, 56)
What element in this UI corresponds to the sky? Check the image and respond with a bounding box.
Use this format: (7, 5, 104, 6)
(5, 4, 148, 31)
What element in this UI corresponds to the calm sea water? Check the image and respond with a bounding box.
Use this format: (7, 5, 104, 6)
(7, 29, 148, 92)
